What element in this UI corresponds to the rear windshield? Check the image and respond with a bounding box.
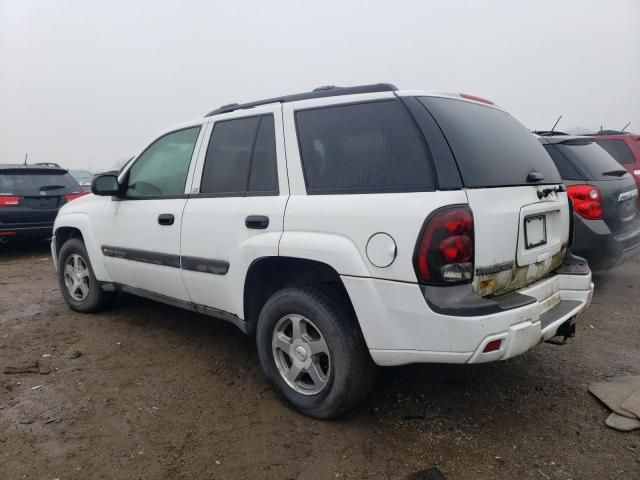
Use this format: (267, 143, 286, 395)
(549, 140, 630, 181)
(69, 170, 94, 180)
(295, 100, 435, 194)
(418, 97, 561, 187)
(543, 145, 584, 180)
(596, 139, 636, 165)
(0, 170, 79, 195)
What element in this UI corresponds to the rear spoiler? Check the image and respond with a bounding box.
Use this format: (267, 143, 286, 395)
(1, 167, 69, 175)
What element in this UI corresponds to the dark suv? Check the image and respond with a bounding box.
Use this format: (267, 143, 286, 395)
(590, 131, 640, 207)
(0, 165, 85, 242)
(537, 135, 640, 271)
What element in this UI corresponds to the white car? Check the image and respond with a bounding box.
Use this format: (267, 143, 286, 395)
(51, 84, 593, 418)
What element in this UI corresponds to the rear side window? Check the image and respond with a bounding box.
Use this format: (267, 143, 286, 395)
(551, 140, 630, 180)
(418, 97, 561, 187)
(200, 115, 278, 195)
(542, 145, 584, 180)
(596, 139, 636, 165)
(0, 171, 79, 195)
(295, 100, 435, 194)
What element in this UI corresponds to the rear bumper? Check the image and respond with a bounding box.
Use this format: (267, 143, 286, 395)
(0, 223, 54, 238)
(342, 270, 593, 367)
(573, 217, 640, 271)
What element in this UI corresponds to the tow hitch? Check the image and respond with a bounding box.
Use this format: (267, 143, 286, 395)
(546, 317, 576, 345)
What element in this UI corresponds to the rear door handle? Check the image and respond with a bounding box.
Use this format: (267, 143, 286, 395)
(158, 214, 175, 226)
(245, 215, 269, 229)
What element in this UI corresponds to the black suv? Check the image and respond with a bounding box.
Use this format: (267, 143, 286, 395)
(537, 135, 640, 271)
(0, 165, 85, 242)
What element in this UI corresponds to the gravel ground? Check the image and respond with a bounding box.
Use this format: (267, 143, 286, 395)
(0, 240, 638, 480)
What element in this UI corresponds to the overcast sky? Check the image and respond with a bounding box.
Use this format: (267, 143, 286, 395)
(1, 0, 639, 170)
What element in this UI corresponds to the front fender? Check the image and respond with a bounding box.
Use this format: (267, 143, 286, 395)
(53, 212, 113, 283)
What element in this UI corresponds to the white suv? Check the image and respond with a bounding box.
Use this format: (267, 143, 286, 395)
(52, 84, 593, 418)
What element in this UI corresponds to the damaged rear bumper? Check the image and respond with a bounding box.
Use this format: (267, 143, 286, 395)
(342, 255, 593, 367)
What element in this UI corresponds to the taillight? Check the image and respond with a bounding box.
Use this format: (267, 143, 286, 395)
(0, 196, 20, 206)
(414, 205, 474, 284)
(64, 192, 87, 202)
(567, 185, 602, 220)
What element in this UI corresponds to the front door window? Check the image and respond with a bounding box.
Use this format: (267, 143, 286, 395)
(126, 127, 201, 197)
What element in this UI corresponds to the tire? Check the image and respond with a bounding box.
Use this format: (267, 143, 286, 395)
(256, 285, 376, 419)
(57, 238, 114, 313)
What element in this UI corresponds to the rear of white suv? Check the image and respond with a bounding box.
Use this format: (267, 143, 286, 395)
(51, 84, 593, 419)
(279, 91, 592, 368)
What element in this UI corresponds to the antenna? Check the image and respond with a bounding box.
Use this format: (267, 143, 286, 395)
(550, 115, 562, 134)
(621, 121, 631, 133)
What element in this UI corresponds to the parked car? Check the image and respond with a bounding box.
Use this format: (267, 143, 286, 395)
(537, 134, 640, 271)
(0, 165, 86, 242)
(589, 130, 640, 206)
(51, 84, 593, 418)
(68, 169, 95, 192)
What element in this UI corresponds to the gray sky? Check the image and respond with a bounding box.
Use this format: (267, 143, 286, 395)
(1, 0, 639, 171)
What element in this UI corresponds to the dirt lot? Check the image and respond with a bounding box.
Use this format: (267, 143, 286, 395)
(0, 241, 638, 480)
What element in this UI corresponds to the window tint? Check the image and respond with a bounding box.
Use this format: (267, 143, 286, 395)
(127, 127, 200, 197)
(418, 97, 561, 187)
(295, 100, 435, 194)
(596, 139, 636, 165)
(542, 145, 584, 180)
(200, 115, 278, 195)
(0, 171, 79, 194)
(248, 116, 278, 193)
(552, 140, 630, 181)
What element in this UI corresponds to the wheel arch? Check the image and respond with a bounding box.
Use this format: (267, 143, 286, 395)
(243, 256, 359, 336)
(53, 214, 112, 282)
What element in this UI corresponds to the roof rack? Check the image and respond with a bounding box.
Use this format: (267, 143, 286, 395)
(532, 130, 571, 137)
(205, 83, 398, 117)
(586, 129, 631, 136)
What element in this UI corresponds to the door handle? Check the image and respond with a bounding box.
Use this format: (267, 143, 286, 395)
(245, 215, 269, 229)
(158, 214, 175, 226)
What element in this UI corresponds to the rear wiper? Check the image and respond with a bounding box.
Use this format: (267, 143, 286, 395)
(601, 170, 628, 177)
(527, 171, 545, 182)
(39, 185, 66, 190)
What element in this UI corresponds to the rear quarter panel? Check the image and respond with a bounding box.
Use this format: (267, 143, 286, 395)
(280, 191, 469, 281)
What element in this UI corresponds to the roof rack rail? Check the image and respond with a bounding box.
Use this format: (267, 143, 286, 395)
(205, 83, 398, 117)
(586, 129, 631, 136)
(532, 130, 571, 137)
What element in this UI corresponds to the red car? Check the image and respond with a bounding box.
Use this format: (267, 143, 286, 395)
(591, 130, 640, 206)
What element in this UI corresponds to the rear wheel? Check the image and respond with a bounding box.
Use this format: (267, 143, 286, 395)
(256, 285, 375, 419)
(57, 238, 114, 312)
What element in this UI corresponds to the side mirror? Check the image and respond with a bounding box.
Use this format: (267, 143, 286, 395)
(91, 174, 121, 197)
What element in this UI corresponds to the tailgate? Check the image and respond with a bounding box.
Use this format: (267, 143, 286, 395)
(598, 176, 638, 234)
(413, 95, 569, 297)
(468, 186, 569, 297)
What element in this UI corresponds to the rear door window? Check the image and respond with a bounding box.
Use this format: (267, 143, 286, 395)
(417, 97, 561, 187)
(248, 116, 279, 194)
(200, 115, 278, 195)
(596, 139, 636, 165)
(295, 100, 435, 194)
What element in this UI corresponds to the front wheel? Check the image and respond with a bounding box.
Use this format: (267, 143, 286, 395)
(57, 238, 114, 312)
(256, 285, 375, 419)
